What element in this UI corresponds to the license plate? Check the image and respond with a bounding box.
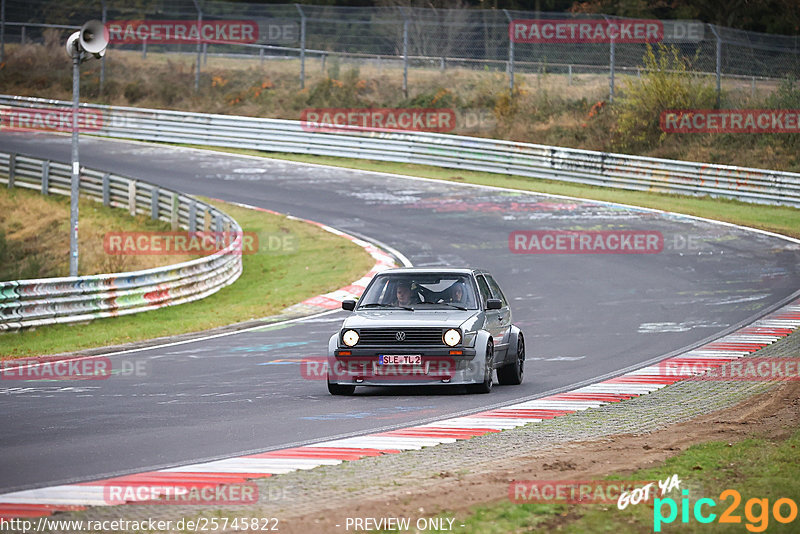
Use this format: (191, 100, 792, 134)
(379, 354, 422, 365)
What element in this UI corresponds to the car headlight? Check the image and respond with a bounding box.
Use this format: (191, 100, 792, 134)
(342, 329, 359, 347)
(443, 329, 461, 347)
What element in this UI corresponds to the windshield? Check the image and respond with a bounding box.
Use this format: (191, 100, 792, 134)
(358, 273, 478, 310)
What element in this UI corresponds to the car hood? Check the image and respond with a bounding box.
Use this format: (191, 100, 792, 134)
(342, 309, 480, 330)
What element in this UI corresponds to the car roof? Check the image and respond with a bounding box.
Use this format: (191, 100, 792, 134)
(377, 267, 487, 275)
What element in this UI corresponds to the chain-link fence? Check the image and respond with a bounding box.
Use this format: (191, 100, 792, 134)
(2, 0, 799, 100)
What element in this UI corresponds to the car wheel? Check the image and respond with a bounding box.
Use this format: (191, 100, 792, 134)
(497, 333, 524, 385)
(467, 340, 494, 394)
(327, 379, 356, 396)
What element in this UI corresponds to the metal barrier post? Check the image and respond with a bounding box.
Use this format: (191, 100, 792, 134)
(102, 173, 110, 206)
(41, 160, 49, 195)
(128, 180, 136, 216)
(151, 187, 159, 220)
(189, 201, 197, 233)
(7, 153, 14, 188)
(171, 193, 179, 230)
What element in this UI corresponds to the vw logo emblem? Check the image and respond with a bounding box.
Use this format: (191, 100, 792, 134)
(395, 331, 406, 342)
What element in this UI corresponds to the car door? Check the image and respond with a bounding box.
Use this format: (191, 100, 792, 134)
(484, 273, 512, 361)
(476, 274, 504, 361)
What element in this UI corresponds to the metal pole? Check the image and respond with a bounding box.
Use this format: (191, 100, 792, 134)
(296, 5, 306, 88)
(609, 38, 615, 103)
(100, 1, 106, 93)
(1, 0, 5, 64)
(193, 0, 202, 92)
(503, 9, 514, 91)
(402, 13, 408, 98)
(715, 28, 722, 108)
(69, 49, 80, 276)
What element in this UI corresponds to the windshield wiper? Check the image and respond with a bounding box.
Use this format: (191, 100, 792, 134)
(414, 302, 468, 311)
(360, 303, 415, 311)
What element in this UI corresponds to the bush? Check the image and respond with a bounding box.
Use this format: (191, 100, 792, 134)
(615, 44, 716, 151)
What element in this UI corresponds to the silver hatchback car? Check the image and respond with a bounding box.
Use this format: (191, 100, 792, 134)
(327, 268, 525, 395)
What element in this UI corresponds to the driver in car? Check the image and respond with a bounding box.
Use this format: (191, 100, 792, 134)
(449, 283, 466, 304)
(395, 281, 419, 307)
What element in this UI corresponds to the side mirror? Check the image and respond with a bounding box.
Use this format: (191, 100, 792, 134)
(486, 298, 502, 310)
(342, 300, 356, 311)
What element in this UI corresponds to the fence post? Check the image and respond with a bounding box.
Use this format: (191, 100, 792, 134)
(7, 153, 14, 189)
(503, 9, 514, 91)
(128, 180, 137, 216)
(215, 214, 223, 248)
(259, 46, 264, 66)
(192, 0, 203, 92)
(41, 160, 50, 195)
(151, 187, 159, 220)
(142, 39, 147, 59)
(711, 25, 722, 109)
(102, 173, 110, 206)
(609, 38, 615, 103)
(401, 8, 409, 98)
(296, 4, 306, 89)
(1, 0, 5, 64)
(20, 25, 24, 44)
(189, 201, 197, 233)
(568, 64, 572, 85)
(171, 193, 179, 231)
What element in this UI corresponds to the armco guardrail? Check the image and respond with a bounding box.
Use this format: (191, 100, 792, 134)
(1, 95, 799, 208)
(0, 151, 243, 331)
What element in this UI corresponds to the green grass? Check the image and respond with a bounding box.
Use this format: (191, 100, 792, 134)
(0, 186, 197, 279)
(412, 428, 800, 534)
(177, 146, 800, 241)
(0, 198, 374, 357)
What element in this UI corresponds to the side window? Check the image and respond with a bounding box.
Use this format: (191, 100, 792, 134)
(475, 275, 492, 308)
(485, 275, 508, 307)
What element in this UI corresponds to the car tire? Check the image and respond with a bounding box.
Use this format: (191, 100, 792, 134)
(497, 333, 524, 385)
(467, 340, 494, 394)
(327, 379, 356, 396)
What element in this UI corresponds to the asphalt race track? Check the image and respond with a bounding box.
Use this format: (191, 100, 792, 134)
(1, 133, 798, 493)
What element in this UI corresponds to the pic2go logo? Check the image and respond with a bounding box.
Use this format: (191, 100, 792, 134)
(654, 489, 798, 532)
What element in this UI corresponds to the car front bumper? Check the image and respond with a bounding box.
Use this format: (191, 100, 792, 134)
(327, 346, 484, 386)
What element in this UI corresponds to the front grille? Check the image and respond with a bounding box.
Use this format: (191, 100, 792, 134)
(355, 328, 445, 346)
